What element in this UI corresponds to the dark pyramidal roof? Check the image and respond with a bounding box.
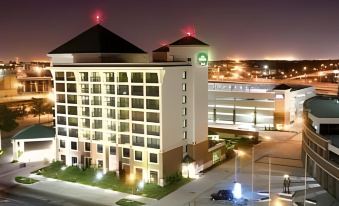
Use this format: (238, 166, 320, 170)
(153, 45, 169, 52)
(49, 24, 146, 54)
(12, 125, 55, 140)
(170, 35, 209, 46)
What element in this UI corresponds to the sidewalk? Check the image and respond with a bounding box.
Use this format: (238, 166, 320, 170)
(24, 174, 156, 206)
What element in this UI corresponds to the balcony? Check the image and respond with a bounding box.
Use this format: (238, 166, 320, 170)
(91, 86, 101, 94)
(106, 85, 115, 94)
(147, 138, 160, 149)
(147, 125, 160, 136)
(132, 136, 144, 147)
(92, 132, 103, 141)
(82, 99, 89, 105)
(92, 122, 102, 129)
(81, 87, 89, 93)
(132, 124, 144, 134)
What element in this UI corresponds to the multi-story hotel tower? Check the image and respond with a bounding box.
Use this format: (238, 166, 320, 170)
(49, 24, 211, 185)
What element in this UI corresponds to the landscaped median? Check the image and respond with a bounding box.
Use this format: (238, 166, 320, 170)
(35, 161, 190, 200)
(15, 176, 39, 184)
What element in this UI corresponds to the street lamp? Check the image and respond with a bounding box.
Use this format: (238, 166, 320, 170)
(129, 174, 136, 194)
(283, 174, 291, 193)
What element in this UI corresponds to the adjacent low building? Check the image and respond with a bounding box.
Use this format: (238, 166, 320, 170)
(302, 95, 339, 199)
(208, 81, 315, 128)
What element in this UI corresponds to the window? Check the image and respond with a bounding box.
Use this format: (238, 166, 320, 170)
(182, 95, 187, 104)
(184, 131, 187, 139)
(121, 135, 130, 144)
(71, 141, 77, 150)
(147, 138, 160, 149)
(146, 99, 159, 110)
(146, 86, 159, 97)
(81, 95, 89, 105)
(135, 151, 142, 161)
(68, 106, 77, 115)
(68, 117, 78, 126)
(182, 71, 187, 79)
(182, 107, 187, 116)
(107, 133, 116, 142)
(85, 142, 91, 151)
(56, 83, 65, 92)
(67, 95, 77, 104)
(67, 83, 77, 92)
(132, 111, 144, 121)
(132, 98, 144, 109)
(119, 122, 129, 132)
(80, 72, 88, 81)
(81, 84, 89, 93)
(69, 128, 78, 137)
(82, 107, 90, 116)
(56, 94, 65, 103)
(93, 131, 103, 140)
(123, 148, 130, 158)
(92, 120, 102, 129)
(66, 72, 75, 81)
(132, 136, 144, 147)
(91, 72, 100, 82)
(60, 155, 66, 164)
(185, 145, 188, 153)
(131, 72, 143, 83)
(91, 96, 101, 105)
(107, 109, 115, 118)
(58, 127, 67, 136)
(118, 85, 129, 95)
(107, 121, 116, 131)
(132, 123, 144, 134)
(106, 97, 115, 107)
(57, 116, 66, 125)
(57, 105, 66, 114)
(146, 73, 158, 83)
(147, 125, 160, 136)
(92, 108, 102, 117)
(131, 86, 143, 96)
(97, 144, 103, 153)
(82, 118, 90, 128)
(182, 83, 186, 91)
(118, 72, 128, 82)
(72, 157, 78, 165)
(110, 146, 116, 155)
(119, 110, 129, 120)
(106, 85, 115, 94)
(150, 171, 158, 183)
(150, 153, 158, 163)
(60, 140, 65, 148)
(183, 119, 187, 128)
(55, 72, 64, 81)
(118, 97, 129, 107)
(147, 112, 159, 123)
(92, 84, 101, 93)
(97, 160, 103, 168)
(105, 72, 114, 82)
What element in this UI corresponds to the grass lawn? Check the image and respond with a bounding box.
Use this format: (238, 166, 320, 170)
(37, 161, 190, 199)
(115, 198, 145, 206)
(15, 176, 39, 184)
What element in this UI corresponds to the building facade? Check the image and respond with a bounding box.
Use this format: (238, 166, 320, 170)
(49, 24, 211, 185)
(302, 95, 339, 199)
(208, 82, 315, 128)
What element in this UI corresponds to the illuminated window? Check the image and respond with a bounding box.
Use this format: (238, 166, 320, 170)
(182, 71, 187, 79)
(182, 95, 187, 104)
(182, 83, 186, 91)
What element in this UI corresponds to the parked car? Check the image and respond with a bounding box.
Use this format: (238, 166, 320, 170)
(210, 189, 234, 201)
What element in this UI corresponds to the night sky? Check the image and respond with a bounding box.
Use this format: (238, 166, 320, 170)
(1, 0, 339, 61)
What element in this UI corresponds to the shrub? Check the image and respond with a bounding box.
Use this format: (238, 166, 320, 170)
(165, 171, 182, 185)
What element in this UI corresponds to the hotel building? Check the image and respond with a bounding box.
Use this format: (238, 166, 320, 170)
(302, 95, 339, 199)
(208, 81, 315, 128)
(49, 24, 214, 185)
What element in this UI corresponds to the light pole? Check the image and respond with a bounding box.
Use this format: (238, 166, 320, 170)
(251, 146, 254, 205)
(304, 154, 307, 206)
(268, 155, 271, 206)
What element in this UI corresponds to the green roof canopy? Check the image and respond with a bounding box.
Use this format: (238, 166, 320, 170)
(12, 125, 55, 140)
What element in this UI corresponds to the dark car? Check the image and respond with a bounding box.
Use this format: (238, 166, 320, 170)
(210, 189, 234, 201)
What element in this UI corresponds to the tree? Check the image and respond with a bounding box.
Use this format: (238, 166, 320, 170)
(31, 98, 43, 124)
(0, 105, 18, 150)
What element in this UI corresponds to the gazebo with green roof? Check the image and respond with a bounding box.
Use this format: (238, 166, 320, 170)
(12, 124, 56, 162)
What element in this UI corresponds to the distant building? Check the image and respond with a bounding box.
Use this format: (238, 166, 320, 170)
(208, 82, 315, 128)
(302, 96, 339, 199)
(49, 24, 221, 185)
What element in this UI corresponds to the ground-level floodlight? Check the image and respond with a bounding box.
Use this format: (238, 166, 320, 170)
(96, 171, 103, 180)
(233, 182, 242, 199)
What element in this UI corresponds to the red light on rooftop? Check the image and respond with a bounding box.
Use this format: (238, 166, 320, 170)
(93, 10, 103, 24)
(181, 25, 196, 37)
(160, 40, 169, 46)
